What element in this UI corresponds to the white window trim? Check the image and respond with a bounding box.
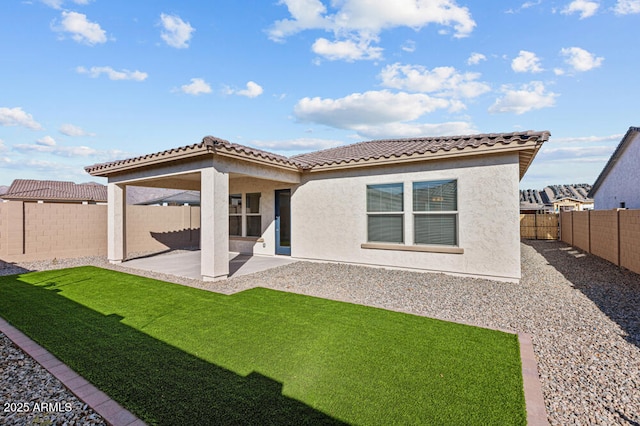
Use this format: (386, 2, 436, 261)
(411, 178, 459, 247)
(366, 182, 405, 244)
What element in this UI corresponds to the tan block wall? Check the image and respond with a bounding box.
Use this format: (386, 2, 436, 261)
(589, 210, 619, 266)
(619, 210, 640, 275)
(560, 211, 573, 245)
(572, 211, 590, 252)
(0, 201, 200, 263)
(24, 202, 108, 260)
(126, 205, 200, 254)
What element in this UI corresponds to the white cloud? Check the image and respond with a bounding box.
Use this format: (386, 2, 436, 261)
(551, 134, 623, 144)
(561, 0, 599, 18)
(41, 0, 93, 9)
(560, 47, 604, 72)
(401, 40, 416, 53)
(59, 123, 95, 137)
(294, 90, 453, 131)
(538, 145, 615, 161)
(511, 50, 543, 73)
(52, 11, 107, 45)
(614, 0, 640, 14)
(505, 1, 542, 13)
(0, 139, 6, 152)
(489, 81, 558, 115)
(77, 66, 148, 81)
(36, 136, 57, 146)
(226, 81, 264, 98)
(251, 138, 344, 152)
(467, 52, 486, 65)
(269, 0, 475, 61)
(159, 13, 195, 49)
(0, 107, 43, 130)
(13, 142, 127, 160)
(180, 78, 212, 95)
(351, 121, 477, 139)
(379, 63, 490, 99)
(312, 37, 383, 61)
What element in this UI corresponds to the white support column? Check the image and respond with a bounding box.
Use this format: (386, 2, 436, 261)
(107, 183, 126, 263)
(200, 167, 229, 281)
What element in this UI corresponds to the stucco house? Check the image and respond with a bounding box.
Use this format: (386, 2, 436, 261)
(590, 126, 640, 209)
(85, 130, 549, 283)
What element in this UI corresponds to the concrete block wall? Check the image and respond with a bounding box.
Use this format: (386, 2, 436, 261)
(560, 211, 573, 245)
(0, 201, 201, 263)
(589, 210, 619, 266)
(571, 211, 590, 253)
(126, 205, 200, 254)
(24, 203, 108, 260)
(619, 210, 640, 275)
(559, 209, 640, 276)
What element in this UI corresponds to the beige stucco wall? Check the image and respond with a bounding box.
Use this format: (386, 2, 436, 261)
(290, 153, 522, 282)
(594, 131, 640, 210)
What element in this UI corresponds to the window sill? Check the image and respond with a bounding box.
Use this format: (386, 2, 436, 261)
(230, 236, 265, 243)
(361, 243, 464, 254)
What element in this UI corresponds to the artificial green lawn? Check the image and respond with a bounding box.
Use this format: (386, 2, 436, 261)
(0, 266, 526, 425)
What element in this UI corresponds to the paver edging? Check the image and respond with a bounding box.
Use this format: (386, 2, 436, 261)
(0, 317, 145, 426)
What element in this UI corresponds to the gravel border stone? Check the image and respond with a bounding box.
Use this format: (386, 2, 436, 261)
(1, 240, 639, 425)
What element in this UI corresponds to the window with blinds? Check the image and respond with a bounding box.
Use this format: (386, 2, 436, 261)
(413, 180, 458, 246)
(366, 183, 404, 243)
(229, 194, 242, 236)
(246, 193, 261, 237)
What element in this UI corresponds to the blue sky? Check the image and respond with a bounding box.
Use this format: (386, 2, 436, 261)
(1, 0, 638, 189)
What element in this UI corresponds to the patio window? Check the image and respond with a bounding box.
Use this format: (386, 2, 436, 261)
(229, 194, 242, 236)
(245, 193, 262, 237)
(413, 180, 458, 246)
(367, 183, 404, 243)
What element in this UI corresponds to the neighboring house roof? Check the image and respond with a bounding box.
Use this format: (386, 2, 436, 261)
(589, 126, 640, 198)
(86, 131, 550, 180)
(520, 184, 592, 206)
(1, 179, 107, 202)
(553, 197, 591, 203)
(136, 190, 201, 205)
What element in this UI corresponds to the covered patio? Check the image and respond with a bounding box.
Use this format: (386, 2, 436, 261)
(85, 137, 302, 281)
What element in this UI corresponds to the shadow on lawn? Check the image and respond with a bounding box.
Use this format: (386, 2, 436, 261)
(523, 239, 640, 349)
(0, 276, 346, 425)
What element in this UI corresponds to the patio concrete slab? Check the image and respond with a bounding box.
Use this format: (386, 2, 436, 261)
(122, 251, 296, 280)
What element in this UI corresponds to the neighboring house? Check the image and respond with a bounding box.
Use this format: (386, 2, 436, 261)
(519, 201, 551, 214)
(136, 190, 201, 206)
(590, 126, 640, 209)
(552, 197, 593, 213)
(85, 131, 550, 283)
(520, 184, 592, 213)
(1, 179, 107, 204)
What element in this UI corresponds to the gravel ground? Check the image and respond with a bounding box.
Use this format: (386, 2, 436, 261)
(1, 240, 639, 425)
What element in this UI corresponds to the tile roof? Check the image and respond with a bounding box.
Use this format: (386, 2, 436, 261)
(85, 136, 304, 174)
(85, 131, 549, 178)
(1, 179, 107, 202)
(291, 131, 550, 167)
